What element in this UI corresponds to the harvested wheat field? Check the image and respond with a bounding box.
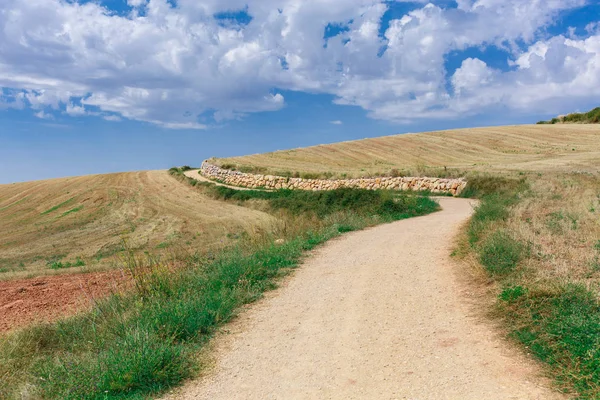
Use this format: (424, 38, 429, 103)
(0, 170, 273, 280)
(217, 124, 600, 176)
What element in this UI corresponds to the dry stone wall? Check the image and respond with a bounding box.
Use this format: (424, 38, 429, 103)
(200, 161, 467, 196)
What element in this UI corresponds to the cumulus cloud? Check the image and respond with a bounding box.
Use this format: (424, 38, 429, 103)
(0, 0, 597, 128)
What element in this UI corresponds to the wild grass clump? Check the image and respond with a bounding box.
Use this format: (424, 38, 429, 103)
(47, 257, 85, 270)
(460, 175, 527, 199)
(501, 284, 600, 396)
(479, 231, 525, 275)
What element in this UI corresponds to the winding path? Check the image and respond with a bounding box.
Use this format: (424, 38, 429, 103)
(168, 198, 563, 400)
(183, 169, 260, 191)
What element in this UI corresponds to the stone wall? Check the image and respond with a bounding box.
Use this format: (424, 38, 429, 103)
(200, 161, 468, 196)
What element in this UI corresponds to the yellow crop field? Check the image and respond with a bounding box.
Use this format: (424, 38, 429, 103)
(217, 124, 600, 176)
(0, 170, 273, 280)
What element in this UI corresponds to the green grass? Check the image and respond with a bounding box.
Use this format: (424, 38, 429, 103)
(461, 174, 600, 398)
(0, 196, 29, 212)
(47, 257, 86, 270)
(60, 205, 84, 218)
(537, 106, 600, 124)
(459, 175, 527, 199)
(479, 230, 525, 276)
(41, 197, 75, 215)
(502, 284, 600, 395)
(0, 181, 438, 399)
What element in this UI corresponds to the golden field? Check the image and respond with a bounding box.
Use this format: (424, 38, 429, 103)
(217, 124, 600, 177)
(0, 170, 273, 280)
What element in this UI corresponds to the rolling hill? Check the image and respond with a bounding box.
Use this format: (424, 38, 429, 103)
(0, 170, 273, 280)
(215, 124, 600, 177)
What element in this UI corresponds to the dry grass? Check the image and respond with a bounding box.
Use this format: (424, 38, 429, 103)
(509, 172, 600, 283)
(0, 170, 274, 280)
(217, 124, 600, 177)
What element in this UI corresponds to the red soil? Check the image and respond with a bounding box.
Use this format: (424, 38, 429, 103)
(0, 271, 128, 333)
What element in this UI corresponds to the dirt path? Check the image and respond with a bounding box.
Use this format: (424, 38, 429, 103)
(168, 198, 563, 400)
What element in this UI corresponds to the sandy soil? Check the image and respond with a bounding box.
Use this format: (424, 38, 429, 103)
(167, 198, 564, 400)
(0, 271, 127, 333)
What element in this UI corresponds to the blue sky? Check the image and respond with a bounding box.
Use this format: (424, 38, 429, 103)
(0, 0, 599, 184)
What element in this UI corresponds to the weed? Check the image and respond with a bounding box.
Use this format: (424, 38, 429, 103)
(479, 230, 525, 275)
(546, 211, 565, 234)
(48, 257, 86, 270)
(499, 285, 527, 302)
(336, 224, 356, 233)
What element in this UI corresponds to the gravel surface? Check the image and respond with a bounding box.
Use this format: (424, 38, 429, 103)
(167, 198, 564, 400)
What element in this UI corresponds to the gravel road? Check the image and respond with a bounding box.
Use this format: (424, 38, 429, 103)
(168, 197, 564, 400)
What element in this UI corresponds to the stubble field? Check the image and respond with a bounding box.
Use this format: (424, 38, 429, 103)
(0, 170, 273, 280)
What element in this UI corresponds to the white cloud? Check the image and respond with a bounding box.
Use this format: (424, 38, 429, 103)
(65, 103, 87, 116)
(34, 110, 53, 120)
(452, 58, 496, 95)
(153, 121, 207, 130)
(0, 0, 597, 127)
(330, 120, 343, 125)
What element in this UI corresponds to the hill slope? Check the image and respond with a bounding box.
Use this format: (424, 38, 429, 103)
(0, 170, 273, 279)
(216, 124, 600, 177)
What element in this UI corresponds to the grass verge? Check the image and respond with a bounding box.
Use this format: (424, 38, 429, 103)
(0, 171, 438, 399)
(461, 173, 600, 398)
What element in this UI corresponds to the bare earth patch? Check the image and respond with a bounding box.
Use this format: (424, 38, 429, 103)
(166, 198, 564, 399)
(0, 271, 127, 333)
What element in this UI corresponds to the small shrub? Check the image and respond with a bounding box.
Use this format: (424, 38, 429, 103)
(219, 163, 236, 170)
(299, 172, 321, 179)
(479, 230, 524, 275)
(460, 175, 527, 199)
(389, 168, 404, 177)
(336, 224, 356, 233)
